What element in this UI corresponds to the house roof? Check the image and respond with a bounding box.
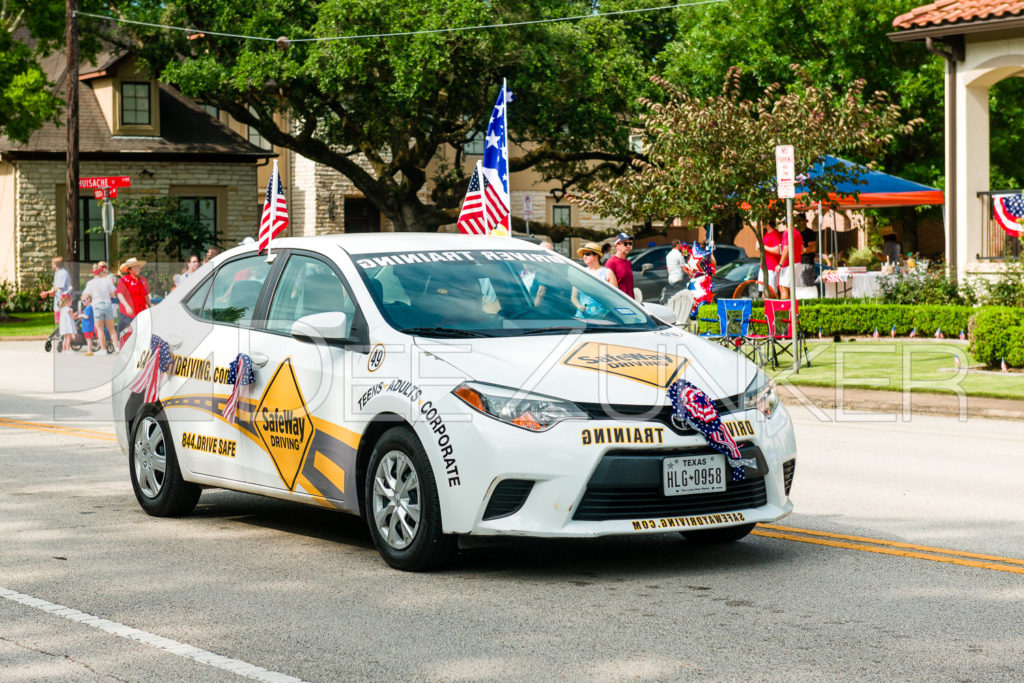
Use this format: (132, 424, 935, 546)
(893, 0, 1024, 31)
(0, 47, 273, 161)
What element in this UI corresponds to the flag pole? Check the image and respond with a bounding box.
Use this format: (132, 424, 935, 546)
(502, 78, 510, 237)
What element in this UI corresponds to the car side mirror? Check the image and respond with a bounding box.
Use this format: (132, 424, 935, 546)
(291, 312, 352, 346)
(641, 263, 653, 273)
(641, 301, 676, 325)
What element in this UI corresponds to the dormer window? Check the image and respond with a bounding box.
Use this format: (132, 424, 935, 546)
(121, 82, 151, 126)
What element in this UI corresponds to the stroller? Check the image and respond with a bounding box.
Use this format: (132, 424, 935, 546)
(44, 291, 115, 354)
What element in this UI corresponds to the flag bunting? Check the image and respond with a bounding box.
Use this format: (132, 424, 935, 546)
(128, 335, 173, 403)
(223, 353, 256, 423)
(667, 379, 755, 482)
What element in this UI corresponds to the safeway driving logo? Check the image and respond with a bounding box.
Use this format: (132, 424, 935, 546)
(253, 359, 314, 490)
(561, 342, 688, 388)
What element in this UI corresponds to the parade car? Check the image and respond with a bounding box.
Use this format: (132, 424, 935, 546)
(111, 234, 796, 571)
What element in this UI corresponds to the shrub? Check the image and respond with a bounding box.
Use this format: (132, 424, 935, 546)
(0, 278, 49, 316)
(969, 307, 1024, 368)
(981, 252, 1024, 307)
(846, 247, 878, 269)
(877, 269, 976, 306)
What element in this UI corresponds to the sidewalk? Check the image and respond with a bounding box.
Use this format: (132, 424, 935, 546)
(780, 383, 1024, 421)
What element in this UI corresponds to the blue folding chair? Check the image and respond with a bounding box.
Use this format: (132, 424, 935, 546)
(700, 299, 768, 365)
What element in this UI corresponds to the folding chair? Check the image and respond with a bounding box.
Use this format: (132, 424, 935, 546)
(699, 299, 768, 366)
(756, 299, 811, 369)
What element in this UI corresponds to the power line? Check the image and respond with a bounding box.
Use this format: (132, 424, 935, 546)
(77, 1, 727, 44)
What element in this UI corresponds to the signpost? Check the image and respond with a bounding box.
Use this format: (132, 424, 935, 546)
(522, 194, 533, 236)
(79, 176, 130, 261)
(775, 145, 799, 373)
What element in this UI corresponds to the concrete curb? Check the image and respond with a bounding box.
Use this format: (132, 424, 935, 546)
(0, 336, 49, 341)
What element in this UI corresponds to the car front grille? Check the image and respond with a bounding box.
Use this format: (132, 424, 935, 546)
(574, 477, 767, 521)
(783, 459, 796, 495)
(482, 479, 535, 520)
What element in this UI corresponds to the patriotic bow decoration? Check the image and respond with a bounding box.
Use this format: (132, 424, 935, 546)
(668, 379, 755, 482)
(223, 353, 256, 423)
(993, 194, 1024, 238)
(128, 335, 173, 403)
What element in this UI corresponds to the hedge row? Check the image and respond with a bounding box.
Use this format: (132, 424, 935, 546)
(969, 307, 1024, 368)
(694, 302, 975, 339)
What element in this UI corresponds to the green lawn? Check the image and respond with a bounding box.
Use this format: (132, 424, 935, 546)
(768, 341, 1024, 400)
(0, 312, 55, 337)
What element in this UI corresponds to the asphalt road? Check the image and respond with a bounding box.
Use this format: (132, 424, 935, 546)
(1, 341, 1022, 681)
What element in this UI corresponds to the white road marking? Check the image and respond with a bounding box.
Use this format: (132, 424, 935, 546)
(0, 586, 306, 682)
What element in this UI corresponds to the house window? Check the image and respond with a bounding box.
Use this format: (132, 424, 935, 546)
(199, 103, 219, 119)
(248, 106, 271, 149)
(121, 82, 151, 125)
(178, 197, 218, 257)
(628, 133, 644, 154)
(76, 196, 107, 263)
(552, 205, 572, 227)
(464, 130, 485, 156)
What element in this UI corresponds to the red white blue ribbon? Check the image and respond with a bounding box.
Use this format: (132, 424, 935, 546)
(668, 379, 754, 481)
(128, 335, 173, 403)
(223, 353, 255, 423)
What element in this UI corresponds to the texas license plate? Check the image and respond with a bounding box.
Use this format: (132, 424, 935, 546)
(663, 454, 726, 496)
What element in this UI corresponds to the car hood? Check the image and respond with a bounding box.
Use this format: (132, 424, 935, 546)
(414, 329, 758, 406)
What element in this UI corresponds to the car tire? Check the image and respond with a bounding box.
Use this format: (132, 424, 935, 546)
(681, 523, 756, 544)
(364, 426, 456, 571)
(129, 406, 201, 517)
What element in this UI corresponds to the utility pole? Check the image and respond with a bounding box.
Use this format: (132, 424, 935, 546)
(65, 0, 79, 267)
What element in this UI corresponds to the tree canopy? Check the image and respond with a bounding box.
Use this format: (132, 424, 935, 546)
(99, 0, 666, 231)
(1, 0, 66, 143)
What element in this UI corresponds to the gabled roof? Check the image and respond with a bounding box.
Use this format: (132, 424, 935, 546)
(894, 0, 1024, 31)
(0, 46, 273, 161)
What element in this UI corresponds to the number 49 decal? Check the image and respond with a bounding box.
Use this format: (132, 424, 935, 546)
(367, 344, 385, 372)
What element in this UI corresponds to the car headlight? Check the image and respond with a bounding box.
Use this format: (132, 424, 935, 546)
(741, 370, 779, 418)
(453, 382, 587, 432)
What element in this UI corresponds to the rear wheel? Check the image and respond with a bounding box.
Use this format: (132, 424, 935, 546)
(682, 523, 756, 543)
(129, 406, 201, 517)
(364, 427, 456, 571)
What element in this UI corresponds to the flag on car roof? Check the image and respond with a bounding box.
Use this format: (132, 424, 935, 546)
(480, 80, 512, 235)
(258, 160, 289, 251)
(456, 161, 488, 235)
(993, 194, 1024, 238)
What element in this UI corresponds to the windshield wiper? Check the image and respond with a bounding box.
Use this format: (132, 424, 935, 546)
(400, 326, 491, 338)
(516, 325, 589, 336)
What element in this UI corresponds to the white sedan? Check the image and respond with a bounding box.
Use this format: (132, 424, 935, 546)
(112, 233, 796, 570)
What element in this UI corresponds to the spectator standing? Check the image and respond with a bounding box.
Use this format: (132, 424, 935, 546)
(41, 256, 73, 323)
(83, 262, 118, 352)
(800, 222, 818, 287)
(778, 225, 805, 300)
(180, 254, 201, 282)
(58, 294, 75, 352)
(661, 240, 687, 304)
(759, 220, 782, 295)
(116, 258, 151, 336)
(203, 247, 223, 265)
(80, 295, 96, 356)
(572, 242, 618, 317)
(880, 233, 901, 264)
(604, 233, 635, 299)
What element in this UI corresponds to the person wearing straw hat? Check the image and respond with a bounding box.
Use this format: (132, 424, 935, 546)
(571, 242, 618, 317)
(115, 258, 151, 336)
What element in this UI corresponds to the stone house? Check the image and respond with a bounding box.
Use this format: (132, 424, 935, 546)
(0, 50, 273, 291)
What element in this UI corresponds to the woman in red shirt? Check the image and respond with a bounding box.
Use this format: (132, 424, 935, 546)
(116, 257, 151, 336)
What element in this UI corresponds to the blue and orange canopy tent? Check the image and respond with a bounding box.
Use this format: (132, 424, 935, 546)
(795, 155, 943, 208)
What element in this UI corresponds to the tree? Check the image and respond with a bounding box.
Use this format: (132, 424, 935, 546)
(113, 196, 219, 260)
(574, 66, 918, 283)
(101, 0, 661, 232)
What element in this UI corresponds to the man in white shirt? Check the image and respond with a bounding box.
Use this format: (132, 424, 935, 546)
(660, 240, 687, 303)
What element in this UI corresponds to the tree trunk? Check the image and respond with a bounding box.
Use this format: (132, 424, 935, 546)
(65, 0, 79, 268)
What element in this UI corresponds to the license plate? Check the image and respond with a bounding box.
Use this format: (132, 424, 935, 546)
(663, 454, 726, 496)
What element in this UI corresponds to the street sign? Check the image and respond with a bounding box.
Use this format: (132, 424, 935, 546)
(79, 176, 131, 190)
(775, 145, 795, 199)
(93, 187, 118, 200)
(522, 194, 534, 220)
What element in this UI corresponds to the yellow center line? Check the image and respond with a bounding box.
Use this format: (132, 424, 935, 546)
(0, 417, 117, 442)
(760, 523, 1024, 567)
(752, 528, 1024, 575)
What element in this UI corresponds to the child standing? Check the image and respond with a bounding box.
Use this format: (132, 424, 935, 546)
(58, 294, 75, 352)
(80, 295, 96, 356)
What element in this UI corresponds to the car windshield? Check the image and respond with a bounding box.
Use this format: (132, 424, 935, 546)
(352, 248, 659, 337)
(718, 260, 758, 282)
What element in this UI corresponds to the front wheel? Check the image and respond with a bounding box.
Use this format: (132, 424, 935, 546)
(129, 407, 201, 517)
(681, 523, 756, 544)
(364, 427, 456, 571)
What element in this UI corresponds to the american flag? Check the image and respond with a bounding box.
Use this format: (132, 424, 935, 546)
(480, 80, 512, 234)
(909, 327, 917, 339)
(258, 160, 289, 251)
(873, 327, 880, 339)
(668, 379, 755, 482)
(223, 353, 255, 423)
(457, 162, 487, 235)
(1002, 357, 1009, 372)
(935, 327, 944, 339)
(128, 335, 173, 404)
(993, 194, 1024, 238)
(959, 329, 966, 340)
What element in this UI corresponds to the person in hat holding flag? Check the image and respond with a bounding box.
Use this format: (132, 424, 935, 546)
(115, 258, 151, 336)
(604, 233, 635, 299)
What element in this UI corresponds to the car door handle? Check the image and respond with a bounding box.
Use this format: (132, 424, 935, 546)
(164, 334, 183, 349)
(250, 352, 269, 367)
